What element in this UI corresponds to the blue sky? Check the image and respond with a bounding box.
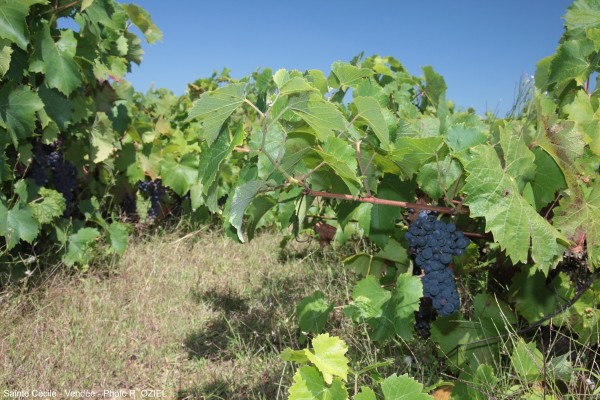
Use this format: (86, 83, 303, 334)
(122, 1, 573, 116)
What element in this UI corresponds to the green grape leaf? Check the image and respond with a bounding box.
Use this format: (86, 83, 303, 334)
(315, 137, 360, 195)
(281, 348, 309, 364)
(381, 373, 433, 400)
(106, 221, 128, 255)
(353, 387, 376, 400)
(345, 274, 421, 341)
(0, 43, 12, 78)
(0, 0, 45, 49)
(29, 22, 81, 95)
(549, 39, 594, 85)
(565, 0, 600, 31)
(30, 188, 65, 225)
(288, 366, 348, 400)
(352, 96, 390, 149)
(0, 83, 44, 146)
(509, 266, 557, 323)
(122, 3, 163, 44)
(38, 85, 73, 131)
(563, 91, 600, 156)
(279, 76, 319, 96)
(530, 148, 567, 211)
(416, 156, 462, 200)
(228, 179, 266, 242)
(305, 69, 329, 94)
(246, 195, 277, 241)
(297, 291, 333, 335)
(345, 275, 391, 320)
(389, 137, 443, 178)
(343, 254, 386, 277)
(458, 145, 567, 272)
(160, 153, 199, 196)
(553, 181, 600, 268)
(90, 112, 118, 163)
(199, 125, 244, 192)
(0, 203, 40, 250)
(62, 228, 101, 267)
(452, 364, 498, 400)
(304, 333, 349, 385)
(187, 83, 246, 146)
(289, 94, 347, 142)
(446, 125, 487, 152)
(499, 122, 536, 189)
(331, 61, 373, 88)
(422, 66, 447, 108)
(511, 339, 543, 382)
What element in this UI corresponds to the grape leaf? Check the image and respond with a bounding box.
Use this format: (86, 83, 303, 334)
(549, 39, 594, 85)
(389, 137, 443, 178)
(62, 227, 100, 267)
(281, 348, 309, 364)
(331, 61, 373, 88)
(199, 125, 244, 191)
(352, 96, 390, 149)
(499, 122, 536, 189)
(0, 0, 45, 50)
(289, 94, 347, 142)
(315, 137, 360, 195)
(452, 364, 498, 400)
(511, 339, 544, 382)
(446, 125, 487, 152)
(509, 266, 557, 324)
(30, 188, 66, 224)
(279, 76, 319, 96)
(422, 66, 447, 108)
(0, 203, 40, 250)
(228, 179, 266, 242)
(565, 0, 600, 31)
(0, 83, 44, 146)
(416, 155, 463, 200)
(288, 366, 348, 400)
(353, 387, 376, 400)
(458, 145, 567, 273)
(187, 83, 246, 146)
(0, 43, 12, 78)
(381, 373, 433, 400)
(304, 333, 349, 385)
(160, 153, 199, 196)
(345, 274, 422, 341)
(530, 148, 567, 211)
(297, 291, 333, 335)
(122, 3, 162, 44)
(90, 112, 118, 163)
(553, 181, 600, 268)
(106, 221, 128, 255)
(29, 22, 82, 95)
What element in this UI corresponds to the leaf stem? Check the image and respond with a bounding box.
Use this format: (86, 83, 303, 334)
(244, 98, 265, 119)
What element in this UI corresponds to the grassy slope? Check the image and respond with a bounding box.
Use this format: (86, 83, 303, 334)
(1, 230, 350, 399)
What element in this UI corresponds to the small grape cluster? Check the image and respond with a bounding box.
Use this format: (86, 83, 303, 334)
(414, 299, 433, 339)
(30, 141, 77, 216)
(138, 179, 165, 219)
(405, 211, 469, 317)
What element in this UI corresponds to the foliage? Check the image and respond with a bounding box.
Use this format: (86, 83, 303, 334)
(1, 0, 599, 398)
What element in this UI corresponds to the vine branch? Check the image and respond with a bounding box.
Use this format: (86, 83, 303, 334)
(304, 189, 463, 214)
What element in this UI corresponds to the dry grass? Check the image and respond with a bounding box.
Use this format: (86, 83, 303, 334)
(0, 229, 345, 399)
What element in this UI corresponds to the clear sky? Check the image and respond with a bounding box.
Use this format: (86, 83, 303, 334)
(121, 0, 573, 116)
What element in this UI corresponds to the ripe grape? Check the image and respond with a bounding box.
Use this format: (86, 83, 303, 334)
(406, 211, 469, 317)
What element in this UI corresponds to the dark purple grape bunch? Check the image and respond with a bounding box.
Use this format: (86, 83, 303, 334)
(137, 178, 165, 219)
(405, 211, 469, 317)
(30, 140, 77, 216)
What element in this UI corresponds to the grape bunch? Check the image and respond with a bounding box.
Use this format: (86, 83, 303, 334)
(29, 141, 77, 216)
(138, 179, 165, 219)
(405, 211, 469, 317)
